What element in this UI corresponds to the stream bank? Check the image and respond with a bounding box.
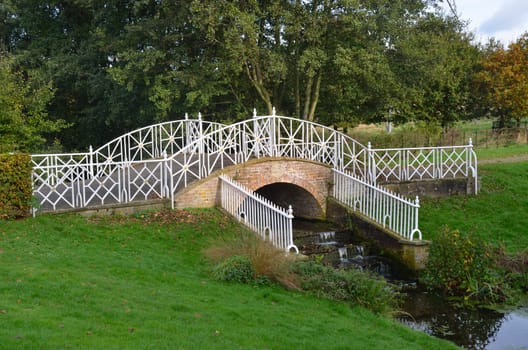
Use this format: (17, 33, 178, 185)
(293, 219, 528, 350)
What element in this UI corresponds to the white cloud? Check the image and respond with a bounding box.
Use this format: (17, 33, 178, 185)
(480, 0, 528, 34)
(442, 0, 528, 44)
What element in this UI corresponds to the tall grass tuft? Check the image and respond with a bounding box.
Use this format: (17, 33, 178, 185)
(204, 233, 300, 289)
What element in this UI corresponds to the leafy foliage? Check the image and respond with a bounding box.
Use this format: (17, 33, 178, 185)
(212, 255, 255, 283)
(205, 233, 298, 288)
(205, 233, 399, 315)
(0, 153, 32, 219)
(474, 33, 528, 126)
(292, 261, 400, 316)
(1, 1, 525, 150)
(421, 227, 509, 303)
(0, 53, 67, 152)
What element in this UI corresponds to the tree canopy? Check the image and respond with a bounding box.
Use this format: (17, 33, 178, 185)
(0, 0, 522, 151)
(475, 33, 528, 126)
(0, 53, 67, 152)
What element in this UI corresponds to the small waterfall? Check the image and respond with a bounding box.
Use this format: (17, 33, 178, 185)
(354, 245, 364, 256)
(317, 231, 337, 245)
(338, 247, 348, 260)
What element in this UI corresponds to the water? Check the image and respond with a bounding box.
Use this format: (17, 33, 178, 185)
(293, 219, 528, 350)
(294, 222, 391, 275)
(400, 291, 528, 350)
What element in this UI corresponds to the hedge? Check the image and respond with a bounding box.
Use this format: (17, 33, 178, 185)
(0, 153, 32, 219)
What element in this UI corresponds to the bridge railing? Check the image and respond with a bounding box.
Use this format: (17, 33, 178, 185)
(219, 175, 298, 253)
(368, 139, 478, 193)
(31, 116, 221, 213)
(31, 112, 478, 214)
(31, 156, 171, 212)
(332, 168, 422, 241)
(166, 112, 370, 194)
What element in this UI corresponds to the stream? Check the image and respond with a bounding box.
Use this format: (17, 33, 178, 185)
(293, 219, 528, 350)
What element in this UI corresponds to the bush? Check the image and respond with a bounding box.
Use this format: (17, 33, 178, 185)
(292, 261, 400, 316)
(205, 233, 299, 288)
(421, 227, 509, 303)
(212, 255, 255, 283)
(206, 233, 400, 315)
(0, 153, 32, 219)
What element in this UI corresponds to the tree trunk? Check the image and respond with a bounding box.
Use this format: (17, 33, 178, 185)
(307, 73, 322, 122)
(245, 61, 273, 115)
(302, 74, 313, 120)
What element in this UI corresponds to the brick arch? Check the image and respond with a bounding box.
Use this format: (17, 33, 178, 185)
(173, 158, 332, 219)
(255, 182, 323, 219)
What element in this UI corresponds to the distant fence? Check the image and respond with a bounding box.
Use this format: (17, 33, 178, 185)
(351, 124, 528, 149)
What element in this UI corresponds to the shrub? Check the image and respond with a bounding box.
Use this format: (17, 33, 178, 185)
(205, 233, 299, 288)
(206, 233, 400, 315)
(421, 227, 508, 303)
(0, 153, 32, 219)
(212, 255, 255, 283)
(292, 261, 400, 316)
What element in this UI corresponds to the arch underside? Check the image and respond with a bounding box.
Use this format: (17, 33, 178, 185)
(256, 182, 323, 219)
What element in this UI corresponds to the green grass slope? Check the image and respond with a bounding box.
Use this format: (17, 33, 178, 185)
(0, 211, 458, 349)
(420, 161, 528, 252)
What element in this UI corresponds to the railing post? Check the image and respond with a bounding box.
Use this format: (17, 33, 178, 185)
(161, 151, 167, 198)
(467, 137, 478, 194)
(334, 135, 342, 170)
(410, 195, 422, 241)
(414, 195, 420, 232)
(89, 145, 94, 179)
(184, 113, 190, 151)
(253, 109, 260, 157)
(270, 107, 277, 157)
(367, 142, 376, 184)
(198, 112, 204, 154)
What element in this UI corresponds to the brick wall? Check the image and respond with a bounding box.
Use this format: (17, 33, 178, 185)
(173, 158, 332, 218)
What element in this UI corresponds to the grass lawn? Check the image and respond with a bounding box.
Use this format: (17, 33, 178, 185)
(0, 210, 458, 349)
(475, 143, 528, 161)
(420, 161, 528, 252)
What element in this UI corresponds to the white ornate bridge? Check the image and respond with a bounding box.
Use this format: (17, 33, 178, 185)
(32, 110, 478, 252)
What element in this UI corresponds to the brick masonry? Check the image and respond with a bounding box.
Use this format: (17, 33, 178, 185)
(173, 158, 332, 218)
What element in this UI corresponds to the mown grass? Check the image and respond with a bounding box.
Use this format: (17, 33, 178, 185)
(475, 143, 528, 161)
(420, 161, 528, 252)
(0, 210, 458, 349)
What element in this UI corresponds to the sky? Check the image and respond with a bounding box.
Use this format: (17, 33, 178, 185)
(441, 0, 528, 45)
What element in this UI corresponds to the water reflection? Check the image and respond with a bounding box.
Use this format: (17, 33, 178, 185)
(400, 291, 504, 349)
(486, 308, 528, 350)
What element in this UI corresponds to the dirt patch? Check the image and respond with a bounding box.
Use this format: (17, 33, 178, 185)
(479, 155, 528, 164)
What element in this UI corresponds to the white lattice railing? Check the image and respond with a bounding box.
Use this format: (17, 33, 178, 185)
(31, 111, 478, 215)
(165, 111, 369, 197)
(31, 156, 171, 212)
(368, 139, 478, 193)
(219, 175, 298, 253)
(31, 116, 221, 213)
(332, 168, 422, 241)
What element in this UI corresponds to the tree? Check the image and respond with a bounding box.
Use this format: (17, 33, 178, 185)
(0, 53, 67, 152)
(475, 33, 528, 126)
(193, 0, 438, 122)
(388, 13, 479, 129)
